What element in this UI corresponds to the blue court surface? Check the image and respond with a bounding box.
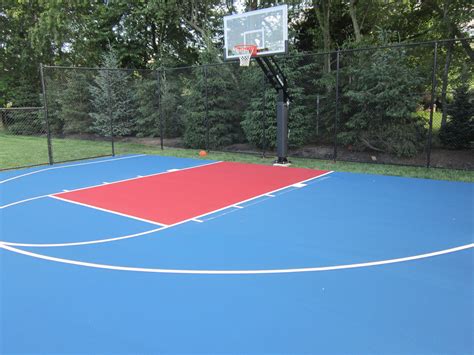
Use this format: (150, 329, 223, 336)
(1, 154, 473, 354)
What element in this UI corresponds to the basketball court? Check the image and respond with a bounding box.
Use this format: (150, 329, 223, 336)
(1, 5, 473, 354)
(1, 154, 473, 353)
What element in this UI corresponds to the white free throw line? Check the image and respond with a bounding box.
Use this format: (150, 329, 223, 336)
(1, 243, 472, 275)
(1, 170, 334, 248)
(0, 154, 147, 184)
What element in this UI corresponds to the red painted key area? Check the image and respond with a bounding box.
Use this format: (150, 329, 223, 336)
(54, 162, 328, 225)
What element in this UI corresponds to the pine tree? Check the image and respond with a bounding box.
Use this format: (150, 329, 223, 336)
(241, 66, 276, 149)
(338, 47, 426, 157)
(182, 52, 243, 149)
(59, 70, 93, 135)
(89, 51, 136, 137)
(439, 83, 474, 149)
(241, 52, 322, 149)
(160, 70, 185, 138)
(134, 71, 160, 137)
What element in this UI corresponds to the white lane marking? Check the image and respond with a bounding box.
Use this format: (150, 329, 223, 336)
(1, 227, 165, 247)
(102, 182, 110, 184)
(62, 189, 69, 192)
(0, 161, 222, 210)
(1, 170, 334, 248)
(0, 195, 50, 209)
(0, 155, 146, 184)
(167, 169, 180, 172)
(293, 183, 307, 188)
(50, 196, 167, 227)
(233, 205, 244, 209)
(1, 243, 472, 275)
(192, 218, 204, 223)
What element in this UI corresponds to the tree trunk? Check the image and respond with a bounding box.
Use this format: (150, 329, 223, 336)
(431, 1, 474, 61)
(440, 40, 454, 128)
(349, 0, 361, 42)
(313, 0, 331, 73)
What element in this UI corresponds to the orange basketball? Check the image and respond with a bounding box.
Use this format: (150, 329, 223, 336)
(199, 150, 207, 157)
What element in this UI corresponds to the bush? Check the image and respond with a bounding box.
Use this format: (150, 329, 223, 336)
(439, 84, 473, 149)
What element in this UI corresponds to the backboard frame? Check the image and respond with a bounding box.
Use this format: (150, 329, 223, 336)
(223, 5, 288, 61)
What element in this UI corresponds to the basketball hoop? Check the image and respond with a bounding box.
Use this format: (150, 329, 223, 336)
(234, 44, 257, 67)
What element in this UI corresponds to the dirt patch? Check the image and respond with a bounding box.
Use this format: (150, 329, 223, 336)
(289, 145, 474, 170)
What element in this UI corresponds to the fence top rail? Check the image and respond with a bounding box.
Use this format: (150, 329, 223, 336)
(289, 36, 473, 58)
(41, 37, 473, 73)
(0, 107, 44, 111)
(42, 65, 158, 72)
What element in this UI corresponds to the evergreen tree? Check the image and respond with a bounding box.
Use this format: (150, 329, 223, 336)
(241, 70, 276, 149)
(134, 71, 160, 137)
(241, 52, 325, 149)
(439, 83, 474, 149)
(338, 46, 426, 157)
(182, 52, 243, 149)
(59, 70, 93, 135)
(89, 51, 136, 137)
(160, 70, 185, 138)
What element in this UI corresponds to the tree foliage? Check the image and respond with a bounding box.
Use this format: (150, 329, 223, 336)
(338, 46, 426, 157)
(89, 51, 136, 136)
(1, 0, 472, 157)
(439, 82, 474, 149)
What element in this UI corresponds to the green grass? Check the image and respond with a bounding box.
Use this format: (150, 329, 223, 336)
(416, 111, 443, 133)
(1, 133, 473, 182)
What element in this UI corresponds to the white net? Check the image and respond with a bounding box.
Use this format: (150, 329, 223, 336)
(238, 51, 252, 66)
(234, 45, 256, 67)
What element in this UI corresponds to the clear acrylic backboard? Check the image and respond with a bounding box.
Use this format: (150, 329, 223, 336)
(224, 5, 288, 60)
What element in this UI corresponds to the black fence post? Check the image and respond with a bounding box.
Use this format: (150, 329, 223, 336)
(333, 50, 340, 162)
(316, 94, 320, 136)
(262, 73, 267, 158)
(204, 65, 210, 151)
(157, 69, 164, 150)
(106, 70, 115, 156)
(426, 41, 438, 168)
(39, 63, 54, 165)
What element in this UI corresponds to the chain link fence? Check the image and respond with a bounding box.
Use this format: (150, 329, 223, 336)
(0, 107, 50, 170)
(2, 38, 472, 171)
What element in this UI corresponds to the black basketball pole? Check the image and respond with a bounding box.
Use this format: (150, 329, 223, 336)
(39, 63, 54, 165)
(275, 89, 289, 164)
(255, 55, 291, 165)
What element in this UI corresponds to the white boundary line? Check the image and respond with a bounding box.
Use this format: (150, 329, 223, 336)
(0, 154, 147, 184)
(1, 243, 472, 275)
(1, 170, 334, 248)
(0, 161, 222, 210)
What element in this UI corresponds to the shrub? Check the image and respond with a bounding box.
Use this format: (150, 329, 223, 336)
(439, 84, 473, 149)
